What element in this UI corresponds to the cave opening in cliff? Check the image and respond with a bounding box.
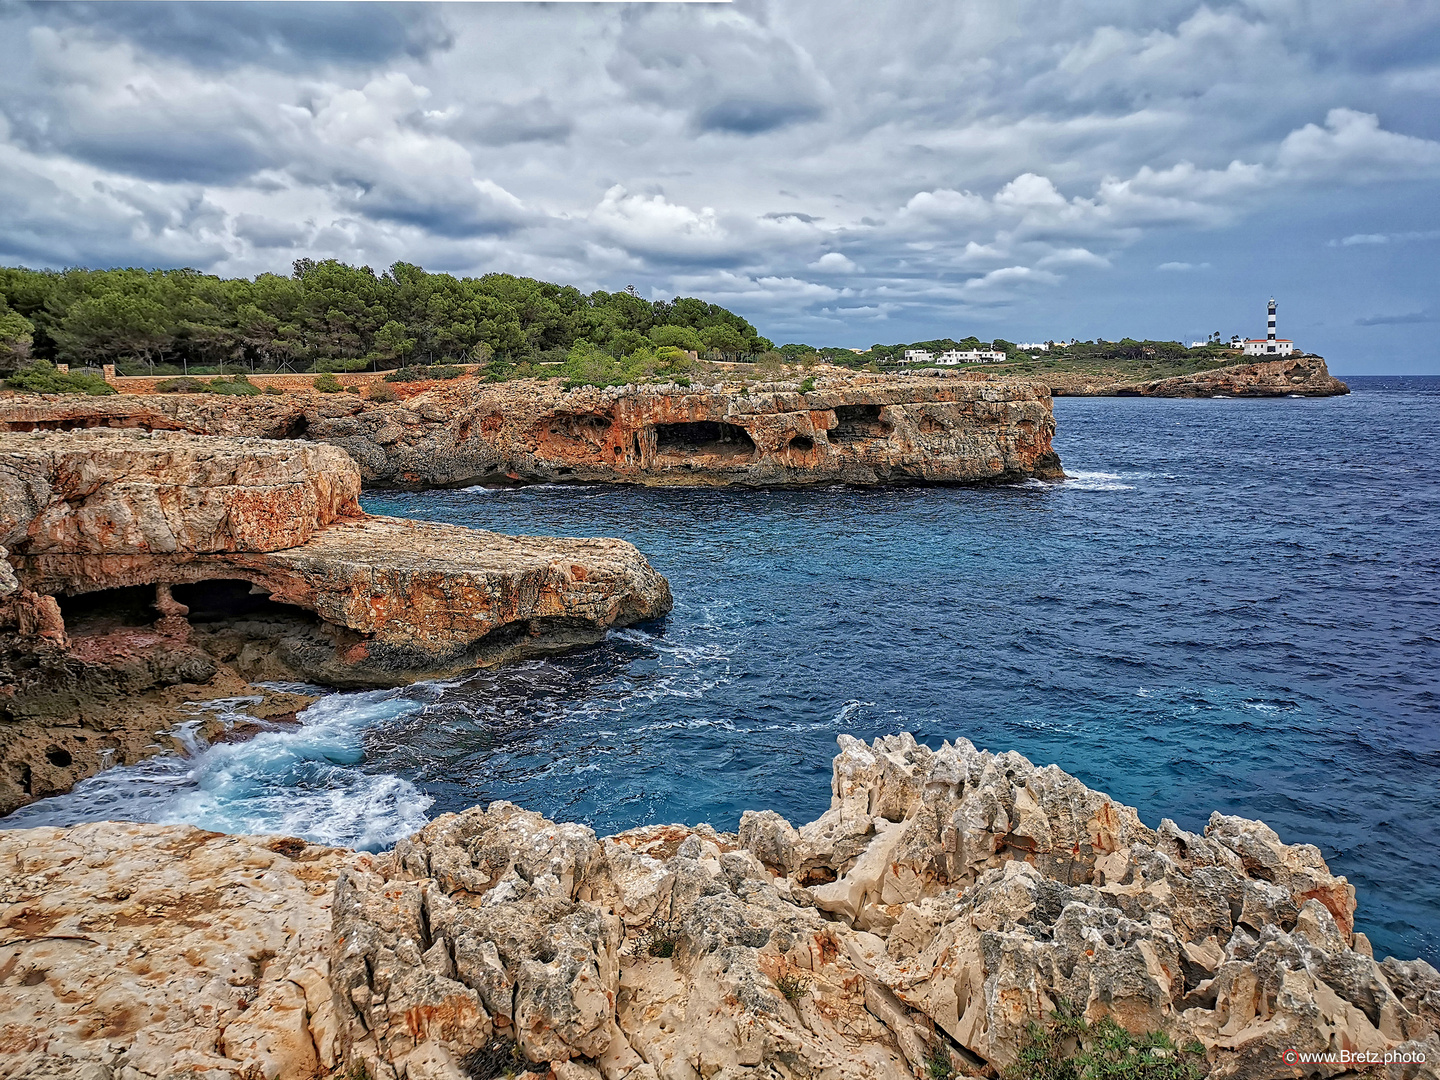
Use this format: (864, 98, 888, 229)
(653, 421, 756, 460)
(788, 435, 815, 453)
(830, 404, 893, 442)
(170, 579, 316, 625)
(56, 585, 162, 636)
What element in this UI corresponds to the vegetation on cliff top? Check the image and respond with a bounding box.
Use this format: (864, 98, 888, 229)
(0, 261, 772, 376)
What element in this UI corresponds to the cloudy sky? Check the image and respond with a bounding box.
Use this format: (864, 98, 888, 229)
(2, 1, 1438, 371)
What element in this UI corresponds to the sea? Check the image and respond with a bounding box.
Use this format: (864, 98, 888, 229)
(6, 375, 1438, 964)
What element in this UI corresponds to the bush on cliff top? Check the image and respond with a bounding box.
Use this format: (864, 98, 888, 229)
(313, 372, 343, 393)
(560, 340, 695, 389)
(154, 373, 262, 395)
(5, 360, 115, 395)
(384, 363, 465, 383)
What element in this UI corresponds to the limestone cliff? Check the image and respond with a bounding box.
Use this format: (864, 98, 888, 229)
(2, 735, 1435, 1080)
(1046, 354, 1349, 398)
(0, 429, 672, 813)
(0, 371, 1063, 488)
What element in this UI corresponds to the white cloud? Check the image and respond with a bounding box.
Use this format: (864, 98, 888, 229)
(810, 252, 857, 272)
(1157, 261, 1210, 271)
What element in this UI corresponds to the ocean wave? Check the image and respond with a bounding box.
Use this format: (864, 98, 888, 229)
(3, 688, 435, 850)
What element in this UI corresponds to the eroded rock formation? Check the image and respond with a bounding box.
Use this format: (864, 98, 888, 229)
(0, 429, 671, 813)
(0, 371, 1063, 488)
(4, 734, 1435, 1080)
(326, 733, 1440, 1080)
(1046, 355, 1349, 397)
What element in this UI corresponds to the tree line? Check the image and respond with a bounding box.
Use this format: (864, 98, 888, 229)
(0, 261, 773, 375)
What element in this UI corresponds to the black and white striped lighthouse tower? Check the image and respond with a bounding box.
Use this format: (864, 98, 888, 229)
(1267, 298, 1277, 342)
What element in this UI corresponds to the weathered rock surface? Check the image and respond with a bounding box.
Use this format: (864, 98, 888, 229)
(0, 430, 671, 812)
(1046, 355, 1349, 398)
(0, 822, 355, 1080)
(0, 372, 1064, 488)
(2, 735, 1437, 1079)
(328, 734, 1439, 1080)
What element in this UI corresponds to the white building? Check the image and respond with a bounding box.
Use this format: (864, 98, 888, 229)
(936, 349, 1006, 364)
(901, 349, 934, 364)
(1016, 342, 1050, 352)
(1242, 298, 1295, 357)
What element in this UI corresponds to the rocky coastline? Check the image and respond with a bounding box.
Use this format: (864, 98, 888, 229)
(1042, 355, 1349, 398)
(0, 371, 1064, 489)
(0, 428, 671, 814)
(2, 734, 1435, 1080)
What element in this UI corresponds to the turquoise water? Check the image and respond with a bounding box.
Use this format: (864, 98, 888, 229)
(9, 376, 1438, 963)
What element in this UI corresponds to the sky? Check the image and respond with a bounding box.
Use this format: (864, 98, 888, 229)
(1, 1, 1438, 372)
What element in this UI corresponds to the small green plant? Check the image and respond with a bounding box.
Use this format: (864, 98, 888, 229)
(264, 385, 285, 395)
(773, 971, 812, 1003)
(799, 377, 816, 393)
(460, 1037, 525, 1079)
(313, 372, 343, 393)
(345, 384, 361, 394)
(367, 381, 398, 403)
(6, 361, 116, 396)
(635, 916, 682, 959)
(925, 1045, 956, 1079)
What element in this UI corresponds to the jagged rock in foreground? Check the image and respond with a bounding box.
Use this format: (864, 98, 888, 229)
(2, 734, 1437, 1080)
(334, 734, 1438, 1080)
(0, 370, 1064, 488)
(0, 429, 671, 813)
(1046, 355, 1349, 398)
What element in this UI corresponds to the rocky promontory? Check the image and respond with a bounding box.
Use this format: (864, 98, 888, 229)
(1045, 355, 1349, 398)
(0, 371, 1063, 488)
(0, 429, 671, 813)
(2, 734, 1435, 1080)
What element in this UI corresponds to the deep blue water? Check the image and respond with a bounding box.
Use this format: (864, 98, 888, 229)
(9, 376, 1439, 963)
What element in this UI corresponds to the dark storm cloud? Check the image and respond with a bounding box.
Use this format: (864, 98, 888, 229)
(27, 1, 454, 70)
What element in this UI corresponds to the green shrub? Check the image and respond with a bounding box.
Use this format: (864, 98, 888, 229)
(6, 362, 115, 396)
(155, 376, 208, 394)
(208, 374, 262, 396)
(313, 373, 343, 393)
(1002, 1002, 1207, 1080)
(799, 377, 816, 393)
(367, 382, 398, 403)
(384, 364, 466, 383)
(264, 385, 285, 396)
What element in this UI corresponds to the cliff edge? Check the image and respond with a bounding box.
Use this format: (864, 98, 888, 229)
(0, 429, 671, 813)
(1046, 354, 1349, 398)
(0, 371, 1063, 488)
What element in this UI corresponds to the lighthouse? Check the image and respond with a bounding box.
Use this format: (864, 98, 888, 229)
(1243, 297, 1294, 357)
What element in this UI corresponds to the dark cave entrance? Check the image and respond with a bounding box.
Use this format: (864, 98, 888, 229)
(830, 404, 893, 442)
(56, 585, 160, 636)
(170, 579, 314, 624)
(653, 421, 757, 460)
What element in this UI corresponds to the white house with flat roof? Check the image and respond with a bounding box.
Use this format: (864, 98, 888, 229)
(1242, 298, 1295, 357)
(901, 349, 934, 364)
(1016, 342, 1050, 351)
(936, 349, 1006, 364)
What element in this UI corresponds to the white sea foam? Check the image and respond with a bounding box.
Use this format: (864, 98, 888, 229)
(1064, 470, 1136, 491)
(2, 688, 435, 849)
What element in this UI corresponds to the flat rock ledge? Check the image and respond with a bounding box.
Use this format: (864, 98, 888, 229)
(3, 734, 1436, 1080)
(0, 429, 671, 813)
(0, 371, 1064, 488)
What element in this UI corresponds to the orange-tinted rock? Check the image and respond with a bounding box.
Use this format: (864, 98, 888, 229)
(0, 370, 1064, 488)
